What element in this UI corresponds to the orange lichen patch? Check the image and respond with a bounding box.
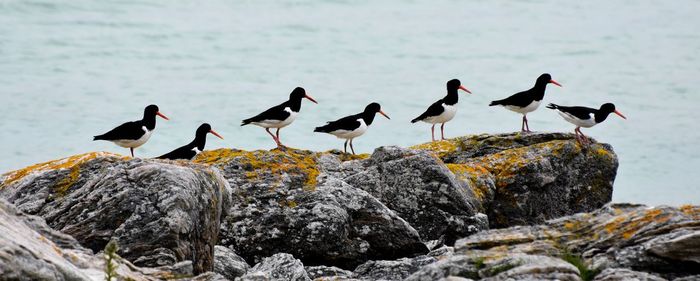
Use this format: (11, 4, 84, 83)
(195, 148, 320, 190)
(604, 216, 627, 235)
(680, 205, 700, 218)
(337, 153, 370, 161)
(447, 163, 492, 200)
(410, 139, 459, 159)
(601, 208, 673, 240)
(1, 152, 123, 187)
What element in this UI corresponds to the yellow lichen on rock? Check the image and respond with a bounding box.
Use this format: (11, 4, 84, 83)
(410, 139, 459, 158)
(1, 152, 124, 187)
(195, 148, 320, 190)
(446, 163, 491, 201)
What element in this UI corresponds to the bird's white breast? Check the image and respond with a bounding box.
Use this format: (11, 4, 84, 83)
(330, 119, 368, 140)
(253, 107, 298, 128)
(557, 111, 596, 128)
(506, 100, 541, 114)
(424, 103, 457, 124)
(114, 126, 152, 148)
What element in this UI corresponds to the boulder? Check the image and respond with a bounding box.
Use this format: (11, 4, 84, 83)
(305, 265, 353, 279)
(213, 245, 249, 280)
(352, 255, 437, 281)
(0, 152, 231, 273)
(239, 253, 310, 281)
(197, 149, 428, 269)
(593, 268, 667, 281)
(411, 132, 618, 228)
(0, 198, 183, 281)
(334, 146, 488, 244)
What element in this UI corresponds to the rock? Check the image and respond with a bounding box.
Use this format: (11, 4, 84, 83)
(593, 268, 667, 281)
(198, 149, 427, 269)
(337, 146, 488, 244)
(240, 253, 310, 281)
(304, 265, 353, 279)
(190, 272, 231, 281)
(451, 203, 700, 280)
(0, 198, 181, 281)
(213, 245, 249, 280)
(0, 152, 231, 273)
(352, 255, 437, 281)
(411, 132, 618, 228)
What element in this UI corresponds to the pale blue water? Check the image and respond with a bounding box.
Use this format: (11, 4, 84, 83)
(1, 1, 698, 206)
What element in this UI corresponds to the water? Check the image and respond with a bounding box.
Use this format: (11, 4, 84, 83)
(1, 1, 698, 206)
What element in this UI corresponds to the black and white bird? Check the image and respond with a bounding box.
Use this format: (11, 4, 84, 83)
(489, 73, 562, 132)
(411, 79, 472, 141)
(157, 123, 224, 160)
(314, 102, 390, 155)
(546, 103, 626, 144)
(93, 104, 169, 157)
(241, 87, 317, 148)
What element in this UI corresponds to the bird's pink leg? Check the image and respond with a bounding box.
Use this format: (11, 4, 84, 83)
(266, 128, 281, 147)
(275, 128, 285, 148)
(431, 124, 436, 142)
(441, 123, 446, 140)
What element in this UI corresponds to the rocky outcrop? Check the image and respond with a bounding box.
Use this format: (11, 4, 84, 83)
(213, 245, 249, 280)
(412, 132, 618, 228)
(405, 204, 700, 280)
(352, 255, 437, 280)
(0, 152, 231, 274)
(196, 149, 429, 269)
(239, 253, 311, 281)
(0, 198, 191, 281)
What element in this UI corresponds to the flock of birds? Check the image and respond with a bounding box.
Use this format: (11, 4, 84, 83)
(93, 73, 626, 158)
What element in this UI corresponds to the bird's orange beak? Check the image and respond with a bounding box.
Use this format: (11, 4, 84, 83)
(458, 85, 472, 94)
(305, 94, 318, 104)
(549, 80, 562, 87)
(156, 112, 170, 120)
(210, 129, 224, 140)
(379, 110, 390, 120)
(614, 110, 627, 120)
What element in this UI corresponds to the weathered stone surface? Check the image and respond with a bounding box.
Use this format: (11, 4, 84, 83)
(305, 265, 353, 279)
(213, 245, 249, 280)
(352, 255, 437, 281)
(335, 146, 488, 244)
(451, 204, 700, 280)
(412, 132, 618, 228)
(0, 198, 182, 281)
(239, 253, 310, 281)
(197, 149, 427, 269)
(0, 152, 231, 273)
(593, 268, 667, 281)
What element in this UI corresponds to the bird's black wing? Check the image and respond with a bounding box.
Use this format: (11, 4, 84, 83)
(490, 90, 533, 107)
(157, 145, 197, 160)
(314, 113, 363, 133)
(241, 102, 291, 125)
(411, 99, 445, 123)
(552, 105, 596, 120)
(94, 121, 144, 141)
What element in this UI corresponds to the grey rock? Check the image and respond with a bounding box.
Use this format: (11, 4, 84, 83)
(480, 255, 580, 281)
(412, 132, 617, 228)
(190, 272, 231, 281)
(214, 245, 249, 280)
(594, 268, 667, 281)
(0, 198, 179, 281)
(0, 153, 231, 273)
(352, 255, 437, 281)
(338, 146, 488, 244)
(305, 265, 353, 279)
(240, 253, 310, 281)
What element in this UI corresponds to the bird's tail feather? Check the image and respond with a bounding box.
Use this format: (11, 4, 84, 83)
(314, 125, 329, 133)
(489, 100, 503, 106)
(93, 135, 103, 141)
(546, 103, 559, 110)
(240, 119, 252, 126)
(410, 117, 421, 123)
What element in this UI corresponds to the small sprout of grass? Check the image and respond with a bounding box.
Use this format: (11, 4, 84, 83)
(562, 251, 600, 281)
(104, 240, 119, 281)
(473, 257, 486, 269)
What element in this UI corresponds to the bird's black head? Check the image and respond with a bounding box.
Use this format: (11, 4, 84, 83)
(536, 73, 562, 88)
(364, 102, 390, 120)
(289, 87, 317, 104)
(143, 104, 169, 124)
(446, 78, 472, 94)
(596, 103, 627, 122)
(196, 123, 213, 135)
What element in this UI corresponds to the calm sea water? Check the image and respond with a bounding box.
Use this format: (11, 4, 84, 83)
(1, 1, 698, 206)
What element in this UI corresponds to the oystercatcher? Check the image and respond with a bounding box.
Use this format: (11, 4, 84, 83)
(489, 73, 562, 132)
(546, 103, 626, 144)
(157, 123, 224, 160)
(411, 79, 472, 141)
(314, 102, 390, 155)
(241, 87, 317, 148)
(93, 104, 169, 157)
